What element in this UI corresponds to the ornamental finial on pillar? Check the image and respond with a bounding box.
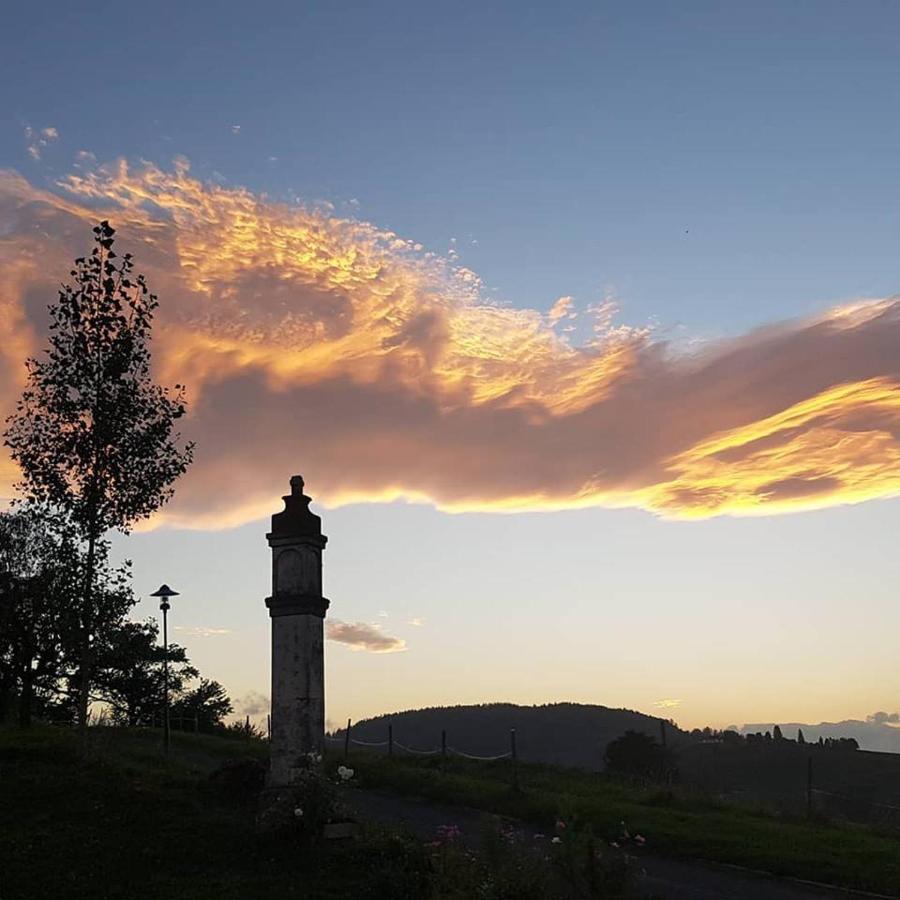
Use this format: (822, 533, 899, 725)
(269, 475, 323, 539)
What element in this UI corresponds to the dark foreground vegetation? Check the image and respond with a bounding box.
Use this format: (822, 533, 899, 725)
(0, 725, 641, 900)
(7, 724, 900, 899)
(346, 748, 900, 896)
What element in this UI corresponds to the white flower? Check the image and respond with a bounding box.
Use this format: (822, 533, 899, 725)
(337, 765, 355, 781)
(551, 836, 562, 844)
(293, 808, 303, 818)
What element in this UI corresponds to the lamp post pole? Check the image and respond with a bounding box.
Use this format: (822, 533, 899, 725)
(150, 584, 180, 756)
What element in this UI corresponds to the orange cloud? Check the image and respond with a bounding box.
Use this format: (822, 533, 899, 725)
(1, 161, 899, 525)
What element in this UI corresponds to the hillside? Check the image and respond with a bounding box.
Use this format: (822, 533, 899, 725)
(336, 702, 682, 769)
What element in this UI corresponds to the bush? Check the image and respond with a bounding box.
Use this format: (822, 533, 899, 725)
(206, 756, 267, 803)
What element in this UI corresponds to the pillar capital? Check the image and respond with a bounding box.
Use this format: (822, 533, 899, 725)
(267, 473, 327, 544)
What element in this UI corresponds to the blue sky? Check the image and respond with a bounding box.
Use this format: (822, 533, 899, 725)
(2, 1, 900, 734)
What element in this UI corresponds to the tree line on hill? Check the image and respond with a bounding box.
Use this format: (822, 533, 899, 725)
(683, 725, 859, 751)
(0, 222, 232, 736)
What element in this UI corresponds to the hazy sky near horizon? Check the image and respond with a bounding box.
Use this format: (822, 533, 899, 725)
(2, 1, 900, 734)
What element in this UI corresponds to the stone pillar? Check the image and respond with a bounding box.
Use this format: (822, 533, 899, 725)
(265, 475, 329, 787)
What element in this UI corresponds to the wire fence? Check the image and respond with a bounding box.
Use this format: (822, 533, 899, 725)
(331, 726, 900, 829)
(325, 720, 519, 785)
(325, 731, 515, 762)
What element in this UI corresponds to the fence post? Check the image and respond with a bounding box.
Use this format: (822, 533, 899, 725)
(510, 728, 519, 791)
(806, 755, 813, 819)
(659, 719, 668, 783)
(388, 723, 393, 757)
(344, 718, 352, 759)
(267, 714, 271, 740)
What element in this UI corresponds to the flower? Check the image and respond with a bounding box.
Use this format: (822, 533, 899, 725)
(551, 836, 562, 844)
(436, 824, 461, 843)
(293, 808, 303, 818)
(609, 841, 620, 849)
(336, 765, 355, 781)
(555, 819, 566, 831)
(634, 834, 646, 846)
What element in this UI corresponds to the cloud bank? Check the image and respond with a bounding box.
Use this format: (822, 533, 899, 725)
(2, 161, 900, 526)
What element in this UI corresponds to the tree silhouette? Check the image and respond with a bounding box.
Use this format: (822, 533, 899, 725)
(171, 678, 233, 731)
(0, 505, 131, 726)
(4, 222, 193, 739)
(93, 619, 196, 727)
(605, 729, 667, 779)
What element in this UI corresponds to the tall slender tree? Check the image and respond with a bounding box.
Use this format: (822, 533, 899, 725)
(4, 221, 193, 738)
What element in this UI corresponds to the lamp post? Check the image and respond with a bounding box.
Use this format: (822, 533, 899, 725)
(150, 584, 180, 755)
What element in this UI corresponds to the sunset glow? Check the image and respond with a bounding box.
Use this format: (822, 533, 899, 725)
(2, 163, 899, 527)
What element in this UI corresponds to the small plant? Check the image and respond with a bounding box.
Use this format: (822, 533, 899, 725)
(257, 752, 356, 841)
(548, 816, 637, 899)
(207, 757, 267, 803)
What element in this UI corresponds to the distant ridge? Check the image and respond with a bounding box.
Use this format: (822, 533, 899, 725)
(741, 720, 900, 754)
(333, 702, 683, 770)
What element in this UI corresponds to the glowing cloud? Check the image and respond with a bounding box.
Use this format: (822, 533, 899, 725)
(654, 698, 683, 710)
(326, 620, 407, 654)
(1, 161, 900, 527)
(174, 626, 232, 638)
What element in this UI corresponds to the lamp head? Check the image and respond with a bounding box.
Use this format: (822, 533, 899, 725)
(150, 583, 180, 610)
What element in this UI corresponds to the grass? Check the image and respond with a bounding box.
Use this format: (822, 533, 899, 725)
(6, 725, 900, 899)
(346, 750, 900, 896)
(0, 725, 433, 900)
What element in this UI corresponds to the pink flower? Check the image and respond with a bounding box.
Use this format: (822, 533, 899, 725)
(436, 824, 461, 843)
(555, 819, 566, 831)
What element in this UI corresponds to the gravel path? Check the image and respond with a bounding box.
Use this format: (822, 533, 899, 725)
(342, 786, 895, 900)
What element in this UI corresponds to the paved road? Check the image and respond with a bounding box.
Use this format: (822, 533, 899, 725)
(342, 787, 895, 900)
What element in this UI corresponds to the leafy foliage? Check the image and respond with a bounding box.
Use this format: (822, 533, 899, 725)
(0, 505, 132, 726)
(92, 619, 197, 726)
(4, 221, 193, 537)
(3, 221, 194, 730)
(170, 678, 233, 730)
(604, 730, 667, 781)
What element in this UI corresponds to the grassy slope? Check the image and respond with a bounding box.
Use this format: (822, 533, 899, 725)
(0, 726, 426, 900)
(6, 726, 900, 898)
(348, 751, 900, 896)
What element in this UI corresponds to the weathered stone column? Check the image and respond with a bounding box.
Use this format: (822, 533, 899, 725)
(265, 475, 329, 787)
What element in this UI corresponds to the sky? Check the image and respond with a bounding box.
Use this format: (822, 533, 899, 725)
(1, 1, 900, 739)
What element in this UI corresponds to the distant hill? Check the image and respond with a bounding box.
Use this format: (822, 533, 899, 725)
(333, 702, 682, 770)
